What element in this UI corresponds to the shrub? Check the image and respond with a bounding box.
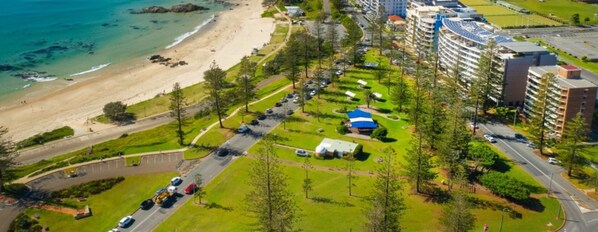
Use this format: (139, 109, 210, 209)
(17, 126, 75, 148)
(479, 172, 530, 201)
(9, 213, 40, 232)
(51, 176, 125, 199)
(354, 144, 363, 155)
(370, 127, 388, 140)
(337, 125, 349, 134)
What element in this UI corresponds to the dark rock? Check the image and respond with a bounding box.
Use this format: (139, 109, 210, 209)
(0, 64, 20, 72)
(171, 3, 209, 12)
(133, 6, 169, 14)
(149, 54, 161, 61)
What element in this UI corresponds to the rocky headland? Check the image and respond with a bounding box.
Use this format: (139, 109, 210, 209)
(131, 3, 209, 14)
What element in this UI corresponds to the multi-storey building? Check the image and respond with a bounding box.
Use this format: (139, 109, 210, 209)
(405, 4, 446, 52)
(359, 0, 408, 18)
(494, 42, 557, 106)
(405, 2, 482, 52)
(437, 18, 512, 87)
(524, 65, 597, 136)
(437, 19, 557, 106)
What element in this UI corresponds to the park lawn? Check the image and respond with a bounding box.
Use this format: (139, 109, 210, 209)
(580, 145, 598, 162)
(474, 5, 517, 16)
(23, 172, 177, 232)
(506, 0, 598, 25)
(124, 156, 141, 167)
(156, 155, 563, 231)
(485, 15, 561, 28)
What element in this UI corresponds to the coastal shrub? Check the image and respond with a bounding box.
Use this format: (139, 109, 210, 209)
(337, 125, 349, 135)
(51, 176, 125, 198)
(370, 127, 388, 140)
(16, 126, 74, 148)
(9, 213, 41, 232)
(103, 101, 135, 123)
(479, 172, 530, 201)
(354, 144, 363, 155)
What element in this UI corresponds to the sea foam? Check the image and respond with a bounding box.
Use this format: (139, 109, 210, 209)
(27, 76, 57, 82)
(70, 63, 111, 77)
(165, 14, 215, 49)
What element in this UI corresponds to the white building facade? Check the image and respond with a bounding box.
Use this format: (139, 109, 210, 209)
(359, 0, 408, 18)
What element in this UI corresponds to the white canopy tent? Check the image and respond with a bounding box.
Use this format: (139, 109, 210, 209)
(345, 91, 356, 98)
(357, 79, 367, 86)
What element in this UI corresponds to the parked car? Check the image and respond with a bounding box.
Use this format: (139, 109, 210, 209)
(286, 110, 293, 115)
(307, 79, 313, 84)
(167, 186, 177, 194)
(155, 188, 166, 196)
(287, 93, 294, 98)
(548, 157, 559, 165)
(118, 216, 133, 228)
(238, 124, 249, 133)
(275, 102, 282, 107)
(309, 90, 317, 96)
(527, 142, 536, 148)
(217, 148, 229, 157)
(293, 98, 299, 103)
(280, 98, 288, 103)
(184, 183, 198, 194)
(257, 114, 266, 120)
(108, 229, 119, 232)
(140, 199, 154, 210)
(295, 149, 309, 157)
(266, 108, 273, 114)
(250, 119, 259, 125)
(335, 70, 343, 75)
(483, 134, 496, 143)
(170, 176, 182, 186)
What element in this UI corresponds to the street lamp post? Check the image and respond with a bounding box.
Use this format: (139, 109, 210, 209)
(513, 107, 519, 125)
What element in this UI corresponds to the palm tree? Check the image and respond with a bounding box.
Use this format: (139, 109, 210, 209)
(364, 89, 373, 108)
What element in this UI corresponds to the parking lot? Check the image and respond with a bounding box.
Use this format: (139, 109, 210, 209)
(27, 152, 183, 193)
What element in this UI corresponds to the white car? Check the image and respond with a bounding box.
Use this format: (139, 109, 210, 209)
(295, 149, 309, 157)
(170, 176, 182, 186)
(548, 157, 559, 165)
(309, 90, 317, 96)
(108, 229, 119, 232)
(118, 216, 133, 228)
(335, 70, 343, 75)
(483, 134, 496, 143)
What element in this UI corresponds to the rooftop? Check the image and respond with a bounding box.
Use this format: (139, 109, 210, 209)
(316, 138, 359, 154)
(388, 15, 403, 22)
(442, 18, 513, 45)
(529, 66, 597, 89)
(561, 65, 581, 71)
(500, 41, 548, 53)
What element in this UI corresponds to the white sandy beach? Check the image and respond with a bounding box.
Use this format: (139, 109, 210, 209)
(0, 0, 275, 141)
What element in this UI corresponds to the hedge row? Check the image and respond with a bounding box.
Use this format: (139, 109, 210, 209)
(479, 172, 530, 201)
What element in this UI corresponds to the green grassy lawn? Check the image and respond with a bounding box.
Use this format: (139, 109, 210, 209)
(475, 5, 518, 15)
(23, 172, 177, 232)
(458, 0, 562, 27)
(506, 0, 598, 25)
(156, 156, 563, 231)
(124, 156, 141, 166)
(16, 126, 74, 149)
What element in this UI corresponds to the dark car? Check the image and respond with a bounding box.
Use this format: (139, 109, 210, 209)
(140, 199, 154, 210)
(184, 183, 198, 194)
(217, 148, 229, 157)
(250, 119, 259, 125)
(275, 102, 282, 107)
(257, 114, 266, 120)
(266, 108, 273, 114)
(287, 93, 294, 98)
(280, 98, 288, 103)
(286, 110, 293, 115)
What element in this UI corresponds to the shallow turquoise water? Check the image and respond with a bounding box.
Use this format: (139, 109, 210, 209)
(0, 0, 224, 96)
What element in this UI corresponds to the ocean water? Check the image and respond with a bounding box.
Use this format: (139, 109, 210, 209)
(0, 0, 226, 96)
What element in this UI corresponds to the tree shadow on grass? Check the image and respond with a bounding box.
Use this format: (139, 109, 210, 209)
(468, 196, 523, 219)
(491, 157, 512, 173)
(380, 137, 397, 143)
(205, 202, 233, 211)
(354, 151, 371, 161)
(376, 108, 392, 114)
(518, 197, 545, 212)
(311, 197, 355, 207)
(422, 186, 451, 204)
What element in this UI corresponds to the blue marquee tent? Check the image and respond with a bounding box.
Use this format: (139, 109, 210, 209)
(347, 109, 377, 129)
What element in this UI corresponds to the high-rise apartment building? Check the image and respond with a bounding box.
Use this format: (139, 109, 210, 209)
(524, 65, 597, 136)
(359, 0, 408, 18)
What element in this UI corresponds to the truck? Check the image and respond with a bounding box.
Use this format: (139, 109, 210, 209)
(153, 186, 177, 205)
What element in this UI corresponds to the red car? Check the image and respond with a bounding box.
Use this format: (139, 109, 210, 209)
(184, 183, 198, 194)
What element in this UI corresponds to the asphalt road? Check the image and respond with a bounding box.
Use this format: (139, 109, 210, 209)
(116, 96, 301, 232)
(15, 102, 208, 165)
(479, 123, 598, 232)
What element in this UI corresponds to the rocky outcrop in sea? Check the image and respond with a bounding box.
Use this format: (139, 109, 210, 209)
(131, 3, 209, 14)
